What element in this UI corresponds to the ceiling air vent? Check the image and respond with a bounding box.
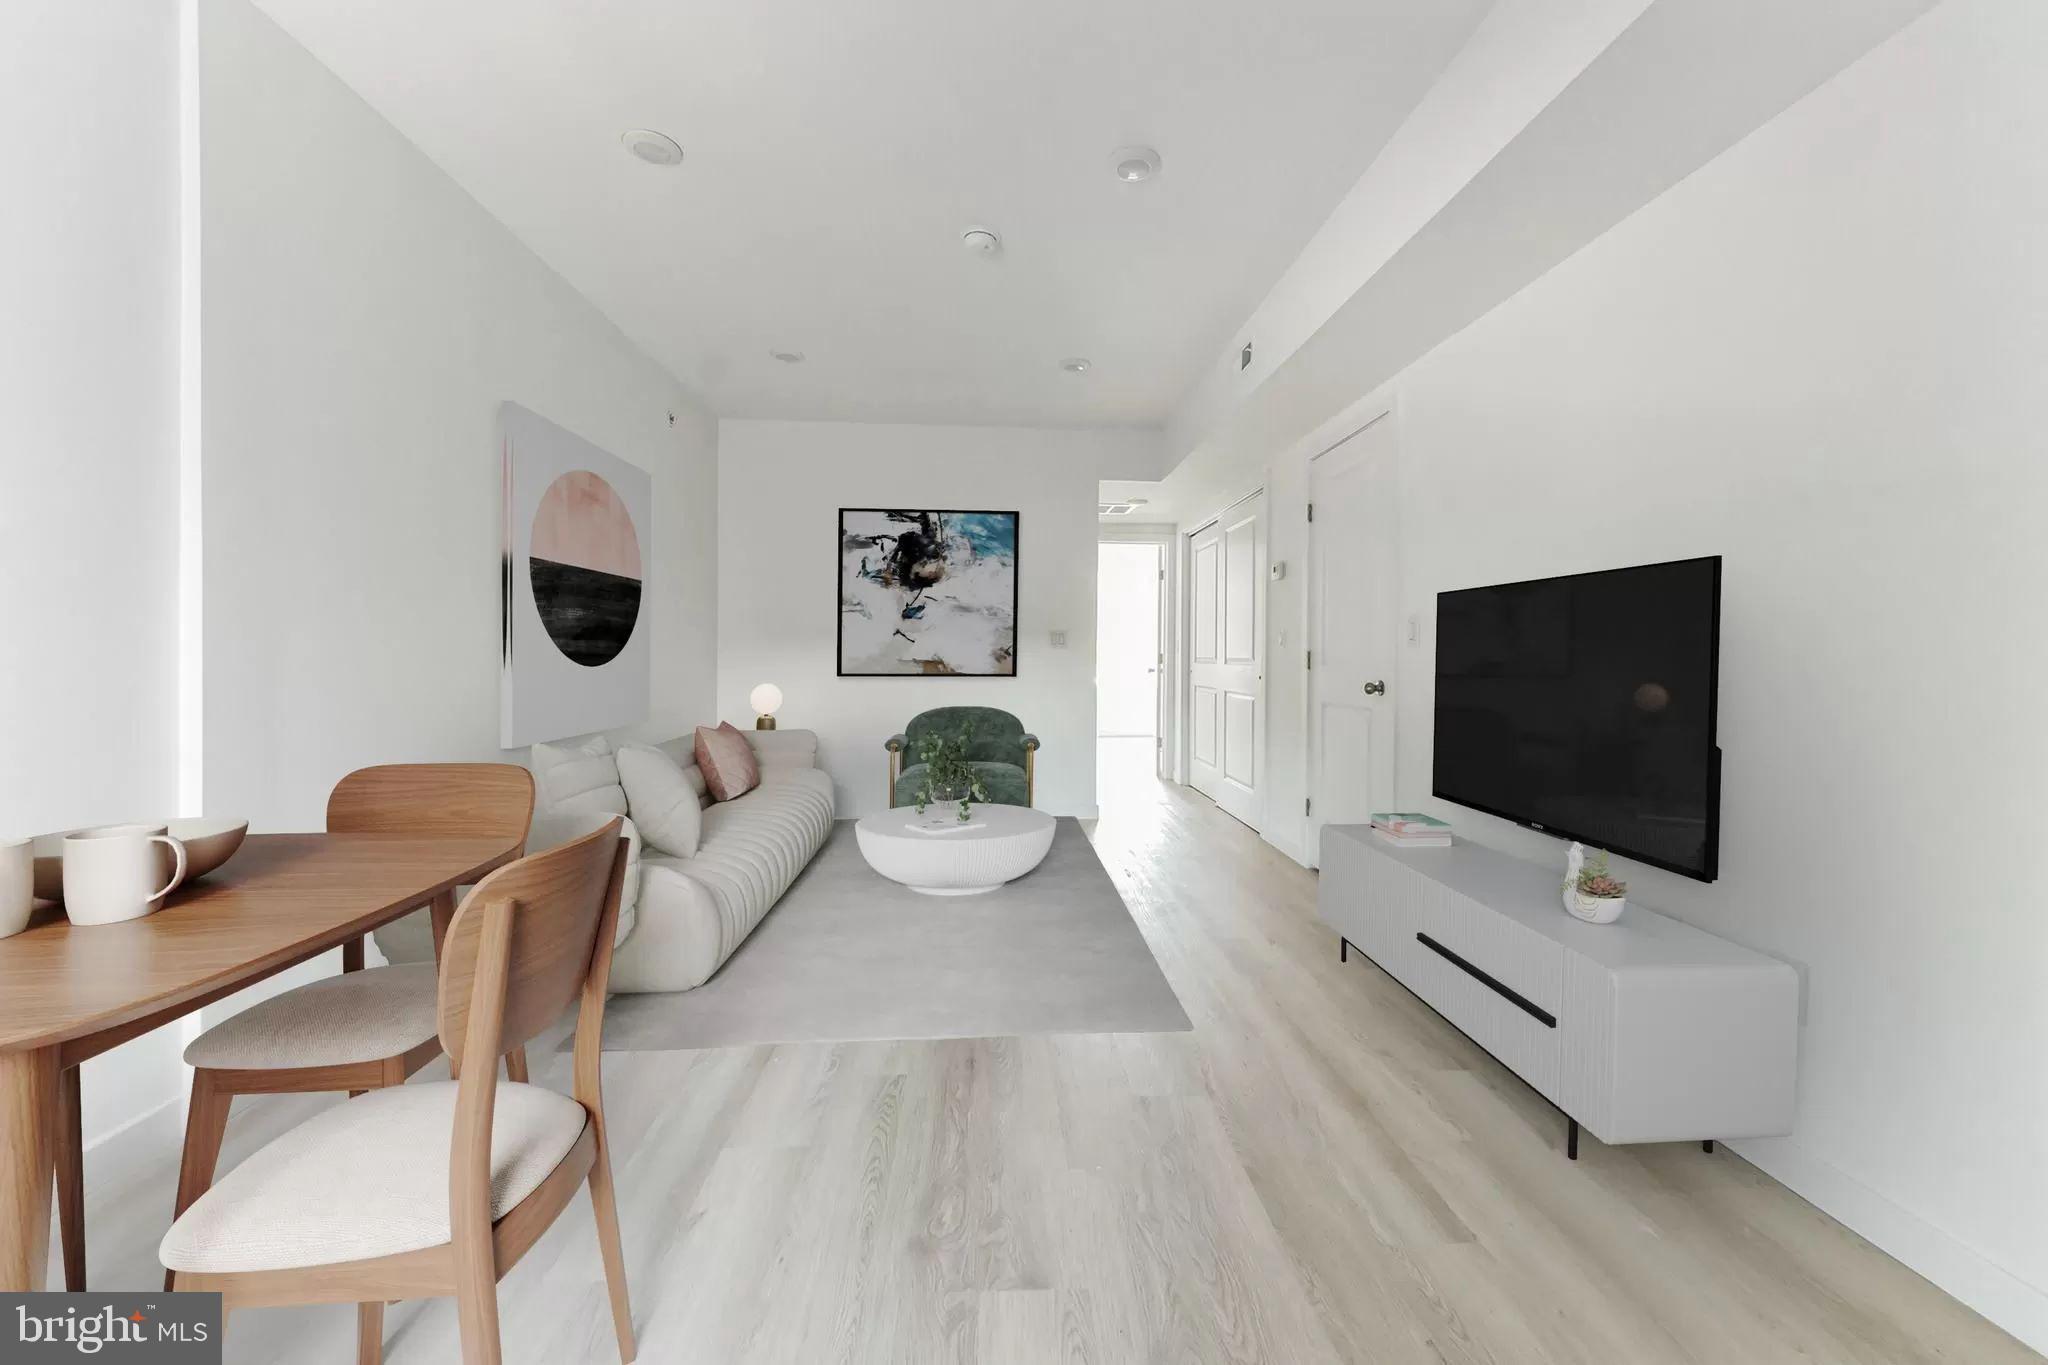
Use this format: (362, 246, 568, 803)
(1099, 502, 1138, 517)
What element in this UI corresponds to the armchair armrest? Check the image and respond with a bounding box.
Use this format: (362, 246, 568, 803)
(884, 734, 908, 809)
(1021, 734, 1040, 751)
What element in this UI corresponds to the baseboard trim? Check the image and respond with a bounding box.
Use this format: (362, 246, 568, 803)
(1732, 1134, 2048, 1355)
(1263, 828, 1314, 869)
(83, 1090, 185, 1159)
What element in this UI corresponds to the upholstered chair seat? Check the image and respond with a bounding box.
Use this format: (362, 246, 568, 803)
(182, 963, 440, 1071)
(161, 1081, 587, 1275)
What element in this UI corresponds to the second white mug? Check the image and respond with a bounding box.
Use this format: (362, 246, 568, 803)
(62, 824, 189, 926)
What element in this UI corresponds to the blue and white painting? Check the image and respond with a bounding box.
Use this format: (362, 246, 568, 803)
(839, 509, 1019, 675)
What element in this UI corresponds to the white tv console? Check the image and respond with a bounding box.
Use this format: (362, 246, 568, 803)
(1318, 826, 1798, 1159)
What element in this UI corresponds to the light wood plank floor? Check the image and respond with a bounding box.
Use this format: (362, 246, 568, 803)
(67, 740, 2038, 1362)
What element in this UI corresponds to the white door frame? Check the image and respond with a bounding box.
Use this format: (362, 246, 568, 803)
(1099, 524, 1177, 778)
(1181, 487, 1265, 818)
(1304, 407, 1396, 864)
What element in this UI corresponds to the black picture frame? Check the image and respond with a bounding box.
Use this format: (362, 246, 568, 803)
(837, 508, 1021, 677)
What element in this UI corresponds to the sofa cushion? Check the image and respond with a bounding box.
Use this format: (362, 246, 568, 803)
(616, 743, 702, 857)
(608, 767, 834, 993)
(652, 737, 715, 807)
(747, 728, 820, 775)
(530, 735, 627, 817)
(694, 722, 759, 801)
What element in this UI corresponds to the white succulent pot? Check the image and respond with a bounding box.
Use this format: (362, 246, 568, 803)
(1568, 892, 1626, 925)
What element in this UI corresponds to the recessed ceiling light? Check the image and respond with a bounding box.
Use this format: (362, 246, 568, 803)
(1110, 146, 1161, 183)
(961, 226, 1002, 258)
(621, 129, 683, 166)
(1060, 357, 1092, 374)
(770, 349, 805, 364)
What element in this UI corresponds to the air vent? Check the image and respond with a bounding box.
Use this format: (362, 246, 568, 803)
(1099, 502, 1137, 517)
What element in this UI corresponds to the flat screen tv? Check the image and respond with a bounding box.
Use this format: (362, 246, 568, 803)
(1432, 555, 1721, 881)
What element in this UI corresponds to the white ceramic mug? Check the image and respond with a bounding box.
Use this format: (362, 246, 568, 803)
(62, 824, 188, 926)
(0, 836, 31, 938)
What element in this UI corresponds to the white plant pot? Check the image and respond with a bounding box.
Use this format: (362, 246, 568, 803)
(1568, 892, 1626, 924)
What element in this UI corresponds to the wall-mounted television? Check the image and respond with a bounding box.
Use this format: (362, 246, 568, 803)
(1432, 556, 1721, 881)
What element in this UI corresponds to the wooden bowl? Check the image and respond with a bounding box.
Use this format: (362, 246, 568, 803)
(30, 831, 70, 902)
(167, 818, 250, 881)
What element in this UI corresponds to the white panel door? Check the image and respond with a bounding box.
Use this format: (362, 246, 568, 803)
(1308, 417, 1399, 862)
(1188, 494, 1264, 828)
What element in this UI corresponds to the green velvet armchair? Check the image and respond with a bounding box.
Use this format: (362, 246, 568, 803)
(885, 706, 1039, 808)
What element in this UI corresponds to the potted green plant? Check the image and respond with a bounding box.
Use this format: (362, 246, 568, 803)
(913, 721, 990, 822)
(1563, 844, 1628, 923)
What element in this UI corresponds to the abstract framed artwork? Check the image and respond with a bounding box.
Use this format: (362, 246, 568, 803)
(839, 509, 1020, 676)
(501, 402, 652, 745)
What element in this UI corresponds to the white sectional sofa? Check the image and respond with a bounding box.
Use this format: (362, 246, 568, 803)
(375, 727, 834, 993)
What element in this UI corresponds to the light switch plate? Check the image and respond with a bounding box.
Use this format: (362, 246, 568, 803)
(1050, 630, 1068, 648)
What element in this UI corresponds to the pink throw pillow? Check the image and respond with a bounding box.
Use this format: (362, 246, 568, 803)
(694, 722, 759, 802)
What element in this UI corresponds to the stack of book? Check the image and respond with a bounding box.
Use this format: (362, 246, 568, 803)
(1370, 812, 1453, 847)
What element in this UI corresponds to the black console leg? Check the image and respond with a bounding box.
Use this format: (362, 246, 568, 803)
(1567, 1118, 1579, 1161)
(1340, 936, 1350, 963)
(1702, 1139, 1715, 1154)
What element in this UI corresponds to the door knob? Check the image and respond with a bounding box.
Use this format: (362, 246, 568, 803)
(1363, 680, 1386, 695)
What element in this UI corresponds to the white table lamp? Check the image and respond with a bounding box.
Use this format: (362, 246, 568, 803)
(749, 683, 784, 731)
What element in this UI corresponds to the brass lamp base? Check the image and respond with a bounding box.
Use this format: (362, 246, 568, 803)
(755, 715, 777, 730)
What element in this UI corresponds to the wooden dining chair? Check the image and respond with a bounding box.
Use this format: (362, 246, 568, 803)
(160, 819, 636, 1365)
(52, 764, 535, 1293)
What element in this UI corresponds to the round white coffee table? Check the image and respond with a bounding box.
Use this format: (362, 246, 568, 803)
(855, 804, 1057, 895)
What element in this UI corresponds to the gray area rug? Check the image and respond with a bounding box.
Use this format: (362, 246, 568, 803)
(600, 817, 1191, 1050)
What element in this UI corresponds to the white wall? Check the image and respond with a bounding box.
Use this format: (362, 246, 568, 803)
(718, 420, 1146, 818)
(0, 0, 191, 1150)
(198, 0, 718, 835)
(1160, 0, 1935, 527)
(1164, 0, 1655, 463)
(1263, 0, 2048, 1347)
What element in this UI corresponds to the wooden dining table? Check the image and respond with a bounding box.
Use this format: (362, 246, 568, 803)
(0, 831, 520, 1293)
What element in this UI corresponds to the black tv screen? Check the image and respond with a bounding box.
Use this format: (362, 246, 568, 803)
(1432, 556, 1721, 881)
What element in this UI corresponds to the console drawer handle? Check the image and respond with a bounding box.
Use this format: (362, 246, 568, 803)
(1415, 932, 1557, 1029)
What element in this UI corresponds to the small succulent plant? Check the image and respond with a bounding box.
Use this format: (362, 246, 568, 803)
(1575, 850, 1627, 900)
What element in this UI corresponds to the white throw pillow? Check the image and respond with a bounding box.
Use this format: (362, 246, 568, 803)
(615, 744, 703, 858)
(530, 735, 627, 817)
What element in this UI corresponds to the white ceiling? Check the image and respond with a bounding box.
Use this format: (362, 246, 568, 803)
(250, 0, 1490, 429)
